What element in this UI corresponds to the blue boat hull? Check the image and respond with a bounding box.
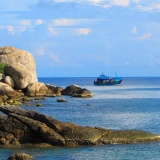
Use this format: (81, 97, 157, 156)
(94, 78, 123, 86)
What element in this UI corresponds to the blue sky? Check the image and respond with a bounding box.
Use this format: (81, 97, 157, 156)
(0, 0, 160, 77)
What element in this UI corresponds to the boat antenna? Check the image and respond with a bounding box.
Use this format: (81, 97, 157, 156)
(115, 71, 117, 77)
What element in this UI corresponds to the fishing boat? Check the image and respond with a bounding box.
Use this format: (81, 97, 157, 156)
(94, 73, 123, 86)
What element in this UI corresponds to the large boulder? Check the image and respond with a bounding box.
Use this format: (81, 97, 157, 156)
(72, 88, 93, 98)
(4, 76, 14, 88)
(46, 84, 63, 97)
(61, 84, 81, 95)
(0, 46, 38, 89)
(27, 82, 48, 97)
(61, 84, 93, 97)
(0, 82, 23, 97)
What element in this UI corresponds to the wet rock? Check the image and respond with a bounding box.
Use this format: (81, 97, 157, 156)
(36, 103, 43, 107)
(57, 98, 67, 102)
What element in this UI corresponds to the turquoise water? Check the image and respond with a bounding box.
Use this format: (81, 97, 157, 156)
(1, 77, 160, 159)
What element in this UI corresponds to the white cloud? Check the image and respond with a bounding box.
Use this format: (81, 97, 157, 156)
(47, 27, 57, 35)
(54, 0, 74, 2)
(138, 4, 160, 12)
(88, 0, 103, 4)
(6, 26, 15, 34)
(35, 20, 43, 25)
(112, 0, 130, 6)
(53, 19, 81, 26)
(50, 53, 60, 62)
(38, 49, 45, 55)
(148, 54, 160, 65)
(16, 26, 28, 33)
(76, 28, 92, 35)
(138, 33, 152, 40)
(132, 0, 140, 3)
(20, 20, 31, 26)
(131, 26, 137, 34)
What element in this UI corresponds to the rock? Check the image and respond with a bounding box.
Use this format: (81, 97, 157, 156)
(34, 97, 45, 100)
(61, 85, 93, 98)
(36, 103, 43, 107)
(0, 106, 159, 147)
(0, 82, 23, 97)
(0, 46, 38, 90)
(46, 84, 63, 97)
(27, 82, 48, 97)
(61, 84, 82, 96)
(4, 76, 14, 88)
(57, 98, 67, 102)
(7, 153, 32, 160)
(9, 113, 65, 146)
(0, 73, 5, 81)
(72, 88, 93, 98)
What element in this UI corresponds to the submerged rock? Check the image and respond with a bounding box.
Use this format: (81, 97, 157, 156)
(57, 98, 67, 102)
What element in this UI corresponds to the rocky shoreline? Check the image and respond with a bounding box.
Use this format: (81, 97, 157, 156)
(0, 105, 160, 148)
(0, 46, 159, 150)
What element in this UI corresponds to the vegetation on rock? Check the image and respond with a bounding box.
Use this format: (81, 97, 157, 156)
(0, 62, 6, 74)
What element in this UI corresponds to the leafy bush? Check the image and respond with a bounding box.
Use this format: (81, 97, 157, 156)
(0, 63, 6, 74)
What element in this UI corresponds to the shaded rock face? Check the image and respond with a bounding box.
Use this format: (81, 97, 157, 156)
(0, 82, 23, 97)
(0, 46, 38, 89)
(61, 84, 81, 95)
(46, 84, 63, 97)
(61, 84, 93, 97)
(0, 106, 159, 148)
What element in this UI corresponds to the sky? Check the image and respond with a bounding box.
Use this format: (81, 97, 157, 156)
(0, 0, 160, 77)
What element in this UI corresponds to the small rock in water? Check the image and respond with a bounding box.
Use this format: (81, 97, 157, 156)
(7, 153, 32, 160)
(87, 104, 91, 106)
(57, 98, 67, 102)
(36, 103, 43, 107)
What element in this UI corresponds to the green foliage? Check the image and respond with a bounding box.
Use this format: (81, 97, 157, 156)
(0, 62, 6, 74)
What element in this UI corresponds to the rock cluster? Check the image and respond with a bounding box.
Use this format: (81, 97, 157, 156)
(0, 106, 159, 147)
(0, 46, 93, 103)
(0, 46, 159, 149)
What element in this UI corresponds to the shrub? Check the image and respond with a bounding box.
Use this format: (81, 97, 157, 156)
(0, 63, 6, 74)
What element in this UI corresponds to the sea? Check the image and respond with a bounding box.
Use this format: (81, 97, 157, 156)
(1, 77, 160, 160)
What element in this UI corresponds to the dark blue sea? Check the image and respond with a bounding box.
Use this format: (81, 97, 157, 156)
(1, 77, 160, 160)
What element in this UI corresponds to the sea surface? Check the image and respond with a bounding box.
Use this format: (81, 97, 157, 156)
(1, 77, 160, 160)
